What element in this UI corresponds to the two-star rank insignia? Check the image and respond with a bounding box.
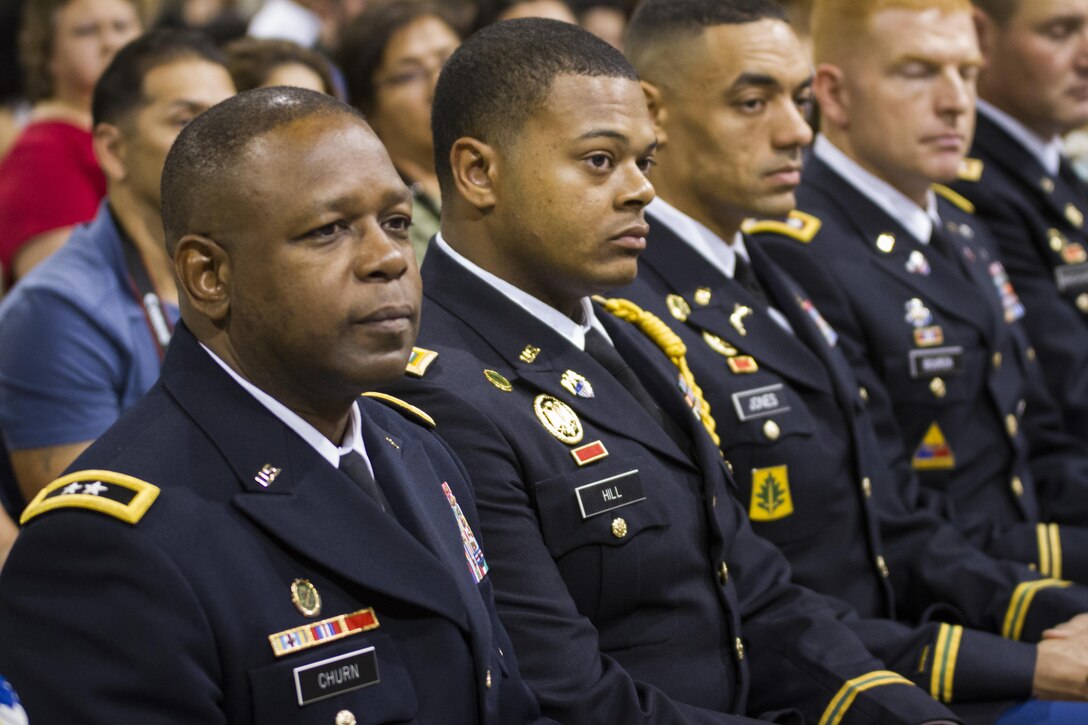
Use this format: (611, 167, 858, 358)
(21, 470, 160, 525)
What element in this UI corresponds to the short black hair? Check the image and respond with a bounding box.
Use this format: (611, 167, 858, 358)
(971, 0, 1018, 25)
(338, 0, 459, 116)
(431, 17, 637, 194)
(161, 87, 366, 251)
(92, 29, 226, 127)
(625, 0, 786, 70)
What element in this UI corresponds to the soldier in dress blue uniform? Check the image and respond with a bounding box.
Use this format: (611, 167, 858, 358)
(612, 1, 1088, 721)
(950, 0, 1088, 441)
(0, 88, 546, 725)
(382, 16, 961, 725)
(754, 0, 1088, 613)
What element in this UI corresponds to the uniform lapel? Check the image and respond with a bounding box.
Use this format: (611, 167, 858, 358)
(161, 326, 469, 631)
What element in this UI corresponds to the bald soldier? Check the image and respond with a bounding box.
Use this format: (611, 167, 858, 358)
(0, 88, 547, 724)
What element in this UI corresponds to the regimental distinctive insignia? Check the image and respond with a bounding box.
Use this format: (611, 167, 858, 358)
(703, 331, 737, 357)
(797, 296, 838, 347)
(1063, 243, 1088, 264)
(441, 482, 489, 583)
(1049, 228, 1068, 252)
(988, 261, 1025, 323)
(727, 355, 759, 374)
(22, 470, 160, 525)
(914, 326, 945, 348)
(519, 345, 541, 364)
(269, 608, 380, 657)
(405, 347, 438, 377)
(291, 578, 322, 617)
(694, 287, 713, 306)
(912, 422, 956, 470)
(1067, 203, 1085, 228)
(533, 394, 584, 445)
(561, 370, 594, 398)
(571, 440, 608, 467)
(904, 298, 934, 328)
(666, 294, 691, 322)
(906, 250, 931, 276)
(729, 303, 753, 336)
(876, 233, 896, 254)
(749, 466, 794, 521)
(484, 369, 513, 392)
(255, 464, 282, 488)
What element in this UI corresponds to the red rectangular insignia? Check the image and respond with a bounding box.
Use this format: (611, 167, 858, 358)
(727, 356, 759, 374)
(913, 326, 945, 347)
(571, 440, 608, 466)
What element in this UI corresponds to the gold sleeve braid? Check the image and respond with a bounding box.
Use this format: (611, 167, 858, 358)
(594, 296, 720, 447)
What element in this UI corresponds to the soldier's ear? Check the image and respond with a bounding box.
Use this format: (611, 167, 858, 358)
(641, 81, 668, 148)
(175, 234, 231, 322)
(449, 136, 498, 212)
(972, 6, 995, 65)
(813, 62, 849, 130)
(92, 122, 127, 184)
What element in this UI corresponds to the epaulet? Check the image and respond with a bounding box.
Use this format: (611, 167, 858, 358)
(958, 157, 984, 182)
(405, 347, 438, 377)
(362, 392, 436, 428)
(932, 183, 976, 214)
(741, 210, 821, 243)
(21, 470, 160, 526)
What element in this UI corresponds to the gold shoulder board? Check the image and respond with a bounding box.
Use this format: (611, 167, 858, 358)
(405, 347, 438, 377)
(362, 392, 436, 428)
(21, 470, 160, 526)
(932, 183, 976, 214)
(958, 158, 984, 182)
(741, 210, 822, 243)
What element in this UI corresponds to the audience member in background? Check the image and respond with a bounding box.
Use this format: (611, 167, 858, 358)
(249, 0, 367, 52)
(571, 0, 626, 48)
(0, 0, 28, 166)
(474, 0, 576, 29)
(225, 36, 335, 94)
(155, 0, 248, 44)
(0, 0, 147, 287)
(0, 29, 235, 506)
(340, 0, 460, 263)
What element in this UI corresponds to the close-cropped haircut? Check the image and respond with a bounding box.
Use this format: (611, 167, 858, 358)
(431, 17, 638, 193)
(625, 0, 787, 75)
(161, 87, 366, 251)
(92, 29, 227, 127)
(337, 0, 459, 116)
(970, 0, 1018, 25)
(811, 0, 972, 65)
(224, 37, 335, 95)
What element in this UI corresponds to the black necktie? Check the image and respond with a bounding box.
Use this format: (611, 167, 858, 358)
(339, 451, 387, 512)
(583, 328, 692, 454)
(733, 255, 769, 306)
(928, 224, 969, 279)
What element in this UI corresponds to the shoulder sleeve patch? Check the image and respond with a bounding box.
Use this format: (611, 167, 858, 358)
(741, 210, 822, 243)
(405, 347, 438, 377)
(932, 183, 976, 214)
(21, 470, 160, 526)
(362, 392, 436, 428)
(958, 157, 984, 182)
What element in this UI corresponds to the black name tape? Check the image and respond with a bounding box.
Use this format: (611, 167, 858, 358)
(575, 469, 645, 519)
(908, 346, 963, 379)
(294, 647, 379, 706)
(1056, 263, 1088, 294)
(731, 384, 790, 421)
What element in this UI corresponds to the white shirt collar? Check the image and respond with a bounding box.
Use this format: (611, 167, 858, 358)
(434, 232, 611, 349)
(814, 135, 940, 244)
(647, 197, 750, 278)
(200, 343, 371, 473)
(977, 99, 1063, 177)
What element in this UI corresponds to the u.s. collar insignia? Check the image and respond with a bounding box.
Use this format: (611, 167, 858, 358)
(484, 369, 513, 392)
(666, 294, 691, 322)
(729, 303, 753, 336)
(519, 345, 541, 364)
(694, 287, 713, 306)
(876, 233, 896, 254)
(1067, 203, 1085, 229)
(291, 578, 322, 617)
(703, 331, 737, 357)
(255, 464, 282, 488)
(561, 370, 594, 398)
(534, 394, 584, 445)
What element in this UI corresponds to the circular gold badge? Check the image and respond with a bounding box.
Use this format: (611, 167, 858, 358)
(290, 578, 322, 617)
(484, 369, 513, 392)
(666, 294, 691, 322)
(533, 394, 583, 445)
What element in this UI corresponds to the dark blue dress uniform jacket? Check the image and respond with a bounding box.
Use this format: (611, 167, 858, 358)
(757, 155, 1088, 587)
(616, 216, 1088, 712)
(381, 243, 960, 725)
(0, 324, 546, 725)
(952, 113, 1088, 440)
